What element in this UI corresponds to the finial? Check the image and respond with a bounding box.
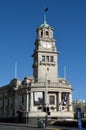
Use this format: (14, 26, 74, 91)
(44, 8, 48, 25)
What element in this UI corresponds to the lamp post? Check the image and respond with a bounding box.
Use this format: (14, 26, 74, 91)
(26, 89, 29, 124)
(45, 73, 48, 127)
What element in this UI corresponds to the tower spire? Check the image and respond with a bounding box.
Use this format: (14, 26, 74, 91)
(44, 8, 48, 25)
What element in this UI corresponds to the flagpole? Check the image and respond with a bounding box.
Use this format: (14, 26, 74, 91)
(64, 65, 66, 80)
(15, 61, 17, 78)
(44, 13, 47, 24)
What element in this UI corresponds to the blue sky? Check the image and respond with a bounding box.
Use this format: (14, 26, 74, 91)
(0, 0, 86, 101)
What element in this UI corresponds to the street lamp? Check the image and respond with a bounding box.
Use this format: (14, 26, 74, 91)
(26, 89, 29, 124)
(45, 73, 48, 126)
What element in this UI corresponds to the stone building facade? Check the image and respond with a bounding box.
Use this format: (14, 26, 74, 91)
(0, 16, 74, 123)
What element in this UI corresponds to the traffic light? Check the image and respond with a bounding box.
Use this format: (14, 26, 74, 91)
(43, 107, 50, 115)
(43, 106, 49, 112)
(47, 111, 50, 115)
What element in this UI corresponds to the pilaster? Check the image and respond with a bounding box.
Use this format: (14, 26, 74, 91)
(58, 92, 62, 111)
(69, 93, 73, 111)
(30, 92, 33, 112)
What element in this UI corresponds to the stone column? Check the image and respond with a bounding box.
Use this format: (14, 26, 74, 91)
(26, 90, 29, 113)
(58, 92, 62, 111)
(69, 93, 72, 111)
(30, 92, 33, 112)
(26, 90, 29, 123)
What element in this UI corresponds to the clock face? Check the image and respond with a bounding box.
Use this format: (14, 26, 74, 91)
(42, 42, 51, 49)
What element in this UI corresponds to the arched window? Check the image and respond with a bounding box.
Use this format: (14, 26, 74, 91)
(46, 31, 49, 36)
(41, 31, 43, 37)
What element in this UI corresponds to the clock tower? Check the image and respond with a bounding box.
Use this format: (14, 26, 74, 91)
(32, 15, 59, 83)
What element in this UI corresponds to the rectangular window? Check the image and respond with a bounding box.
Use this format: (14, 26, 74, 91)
(61, 92, 69, 106)
(42, 56, 45, 62)
(34, 92, 44, 106)
(49, 95, 55, 105)
(50, 56, 53, 62)
(46, 56, 49, 62)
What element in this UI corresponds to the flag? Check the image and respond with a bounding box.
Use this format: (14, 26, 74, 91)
(44, 8, 48, 12)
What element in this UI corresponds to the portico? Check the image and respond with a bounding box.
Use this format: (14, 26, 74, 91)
(21, 76, 73, 119)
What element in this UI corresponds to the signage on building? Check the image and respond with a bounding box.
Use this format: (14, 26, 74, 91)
(77, 108, 82, 130)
